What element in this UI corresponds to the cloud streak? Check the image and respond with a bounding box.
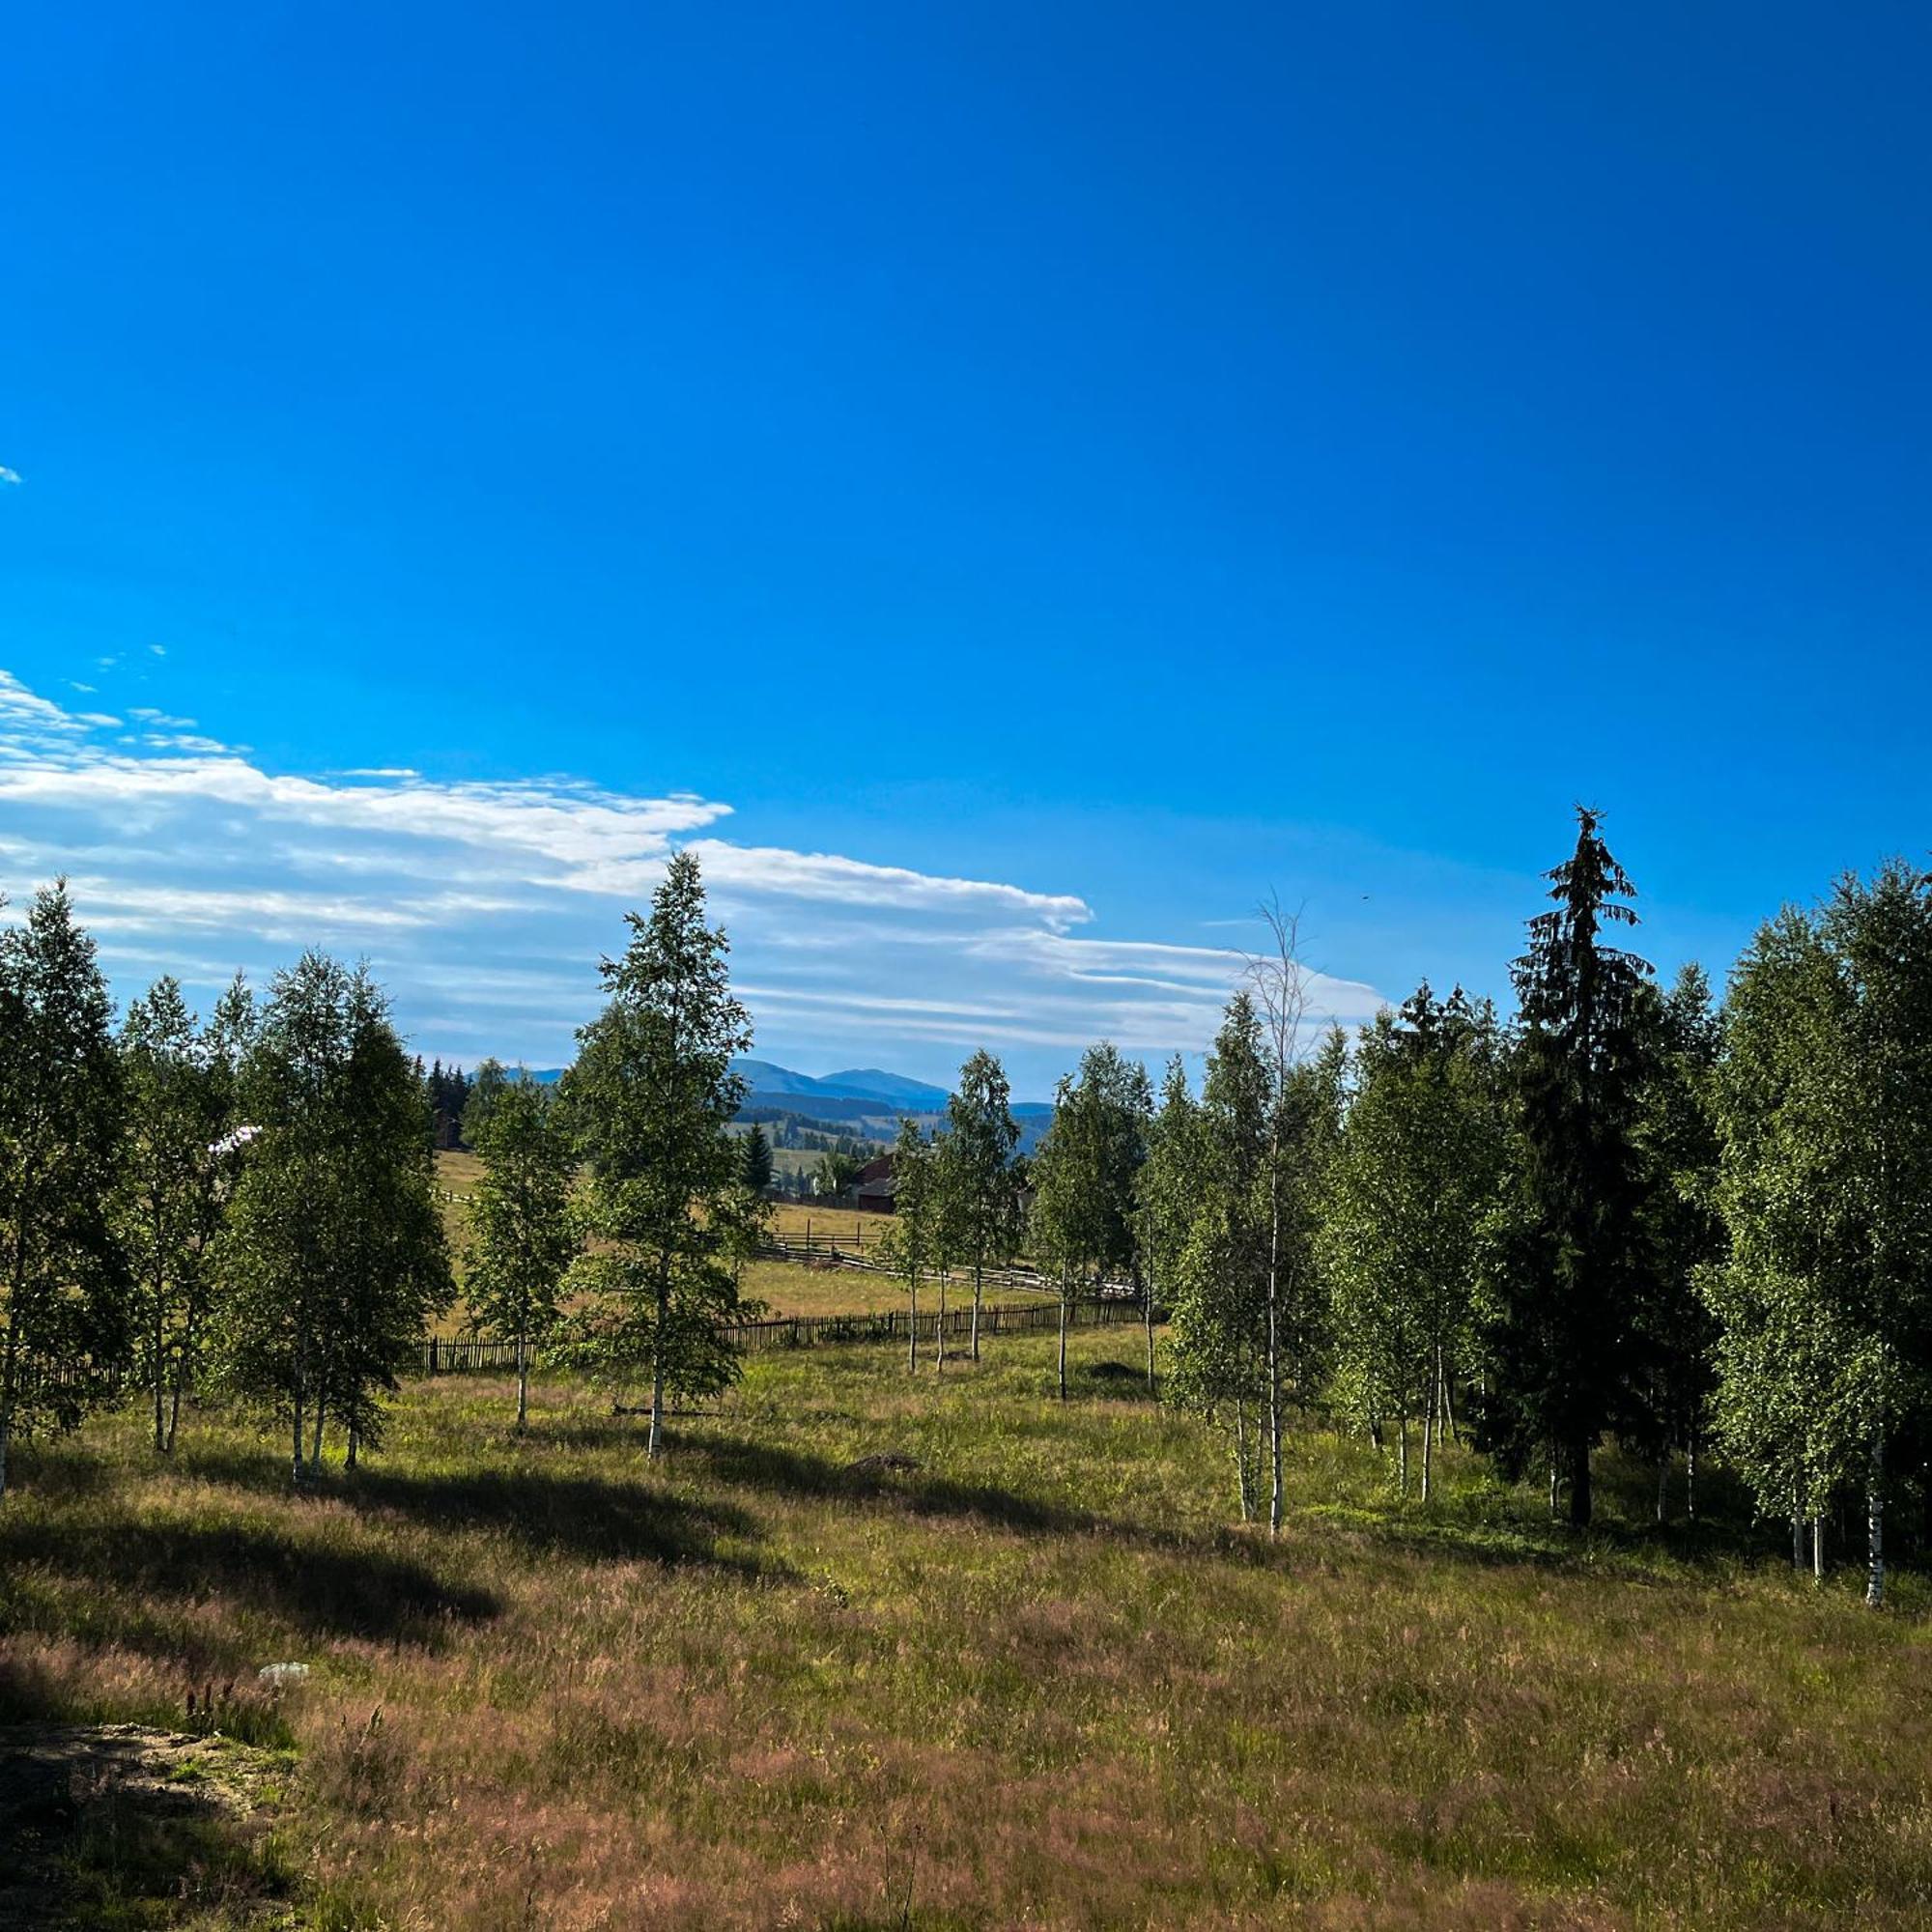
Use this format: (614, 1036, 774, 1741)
(0, 668, 1386, 1083)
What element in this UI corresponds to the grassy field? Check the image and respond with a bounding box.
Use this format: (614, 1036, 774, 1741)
(433, 1156, 917, 1321)
(5, 1326, 1931, 1929)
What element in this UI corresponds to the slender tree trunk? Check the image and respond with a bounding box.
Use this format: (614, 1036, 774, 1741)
(1442, 1356, 1459, 1446)
(646, 1279, 668, 1461)
(167, 1311, 195, 1455)
(516, 1328, 529, 1432)
(1687, 1435, 1697, 1521)
(971, 1259, 983, 1363)
(1144, 1273, 1156, 1398)
(291, 1389, 305, 1487)
(1866, 1429, 1886, 1610)
(1421, 1378, 1435, 1505)
(1548, 1448, 1559, 1520)
(1792, 1498, 1804, 1570)
(308, 1403, 326, 1471)
(1265, 1171, 1283, 1538)
(908, 1269, 919, 1375)
(1568, 1436, 1592, 1528)
(1656, 1454, 1669, 1525)
(345, 1424, 359, 1470)
(1398, 1414, 1408, 1498)
(1, 1302, 22, 1500)
(1235, 1405, 1254, 1522)
(935, 1267, 947, 1373)
(1812, 1514, 1826, 1582)
(153, 1271, 167, 1454)
(1057, 1288, 1068, 1402)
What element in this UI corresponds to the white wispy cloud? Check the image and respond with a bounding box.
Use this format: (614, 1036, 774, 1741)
(0, 466, 19, 486)
(0, 668, 1387, 1079)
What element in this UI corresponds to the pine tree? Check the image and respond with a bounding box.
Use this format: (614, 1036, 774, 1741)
(118, 971, 254, 1454)
(1473, 809, 1656, 1527)
(467, 1075, 580, 1430)
(564, 853, 753, 1459)
(0, 883, 129, 1500)
(937, 1049, 1021, 1363)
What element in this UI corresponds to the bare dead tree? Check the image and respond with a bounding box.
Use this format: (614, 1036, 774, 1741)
(1244, 895, 1317, 1539)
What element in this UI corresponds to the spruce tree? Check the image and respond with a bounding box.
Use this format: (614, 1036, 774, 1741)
(0, 882, 128, 1500)
(1473, 808, 1655, 1527)
(565, 853, 753, 1459)
(738, 1122, 776, 1193)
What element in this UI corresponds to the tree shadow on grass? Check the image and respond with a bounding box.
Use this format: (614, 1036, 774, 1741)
(345, 1465, 780, 1578)
(174, 1443, 782, 1581)
(0, 1509, 500, 1653)
(676, 1430, 1129, 1543)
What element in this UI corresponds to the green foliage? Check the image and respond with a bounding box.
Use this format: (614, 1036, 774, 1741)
(1706, 864, 1932, 1600)
(1473, 808, 1657, 1524)
(1030, 1041, 1151, 1295)
(737, 1121, 775, 1192)
(563, 852, 753, 1453)
(466, 1076, 579, 1426)
(117, 971, 254, 1454)
(219, 953, 452, 1475)
(0, 881, 129, 1492)
(936, 1049, 1021, 1356)
(463, 1056, 511, 1148)
(1322, 984, 1506, 1495)
(878, 1116, 945, 1368)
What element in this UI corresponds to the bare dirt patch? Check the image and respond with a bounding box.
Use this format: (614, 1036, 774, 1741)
(0, 1722, 290, 1928)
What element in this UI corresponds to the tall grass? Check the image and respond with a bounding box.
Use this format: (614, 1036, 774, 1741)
(4, 1329, 1930, 1928)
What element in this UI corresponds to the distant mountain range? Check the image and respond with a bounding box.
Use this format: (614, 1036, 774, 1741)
(505, 1057, 1051, 1145)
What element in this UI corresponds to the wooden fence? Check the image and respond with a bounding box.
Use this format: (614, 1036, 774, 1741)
(415, 1293, 1157, 1376)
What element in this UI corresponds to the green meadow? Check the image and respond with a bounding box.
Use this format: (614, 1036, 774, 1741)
(5, 1323, 1929, 1930)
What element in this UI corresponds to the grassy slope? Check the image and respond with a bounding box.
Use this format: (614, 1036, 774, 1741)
(4, 1330, 1931, 1930)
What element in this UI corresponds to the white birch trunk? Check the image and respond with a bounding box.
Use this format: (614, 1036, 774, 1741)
(1866, 1428, 1886, 1610)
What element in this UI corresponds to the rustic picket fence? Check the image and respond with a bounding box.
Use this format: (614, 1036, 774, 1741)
(415, 1293, 1155, 1376)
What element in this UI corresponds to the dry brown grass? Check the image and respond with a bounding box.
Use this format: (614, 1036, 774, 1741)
(12, 1329, 1928, 1928)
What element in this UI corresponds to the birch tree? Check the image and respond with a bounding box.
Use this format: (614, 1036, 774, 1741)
(1136, 1055, 1205, 1398)
(220, 954, 450, 1478)
(880, 1117, 942, 1372)
(565, 853, 753, 1459)
(0, 883, 128, 1501)
(1707, 866, 1932, 1606)
(1323, 985, 1504, 1501)
(1030, 1043, 1150, 1401)
(1163, 998, 1271, 1518)
(467, 1074, 580, 1430)
(938, 1049, 1021, 1363)
(118, 972, 254, 1454)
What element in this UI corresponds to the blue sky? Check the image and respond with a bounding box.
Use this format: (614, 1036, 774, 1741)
(3, 4, 1928, 1095)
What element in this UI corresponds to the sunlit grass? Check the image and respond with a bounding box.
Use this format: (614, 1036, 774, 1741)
(8, 1330, 1929, 1928)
